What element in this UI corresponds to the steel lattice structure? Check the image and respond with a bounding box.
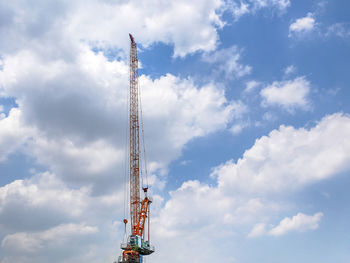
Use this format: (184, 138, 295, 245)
(129, 33, 141, 235)
(116, 34, 154, 263)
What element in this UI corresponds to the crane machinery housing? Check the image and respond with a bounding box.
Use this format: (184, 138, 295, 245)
(116, 34, 155, 263)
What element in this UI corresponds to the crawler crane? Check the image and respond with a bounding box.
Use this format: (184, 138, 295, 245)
(117, 34, 155, 263)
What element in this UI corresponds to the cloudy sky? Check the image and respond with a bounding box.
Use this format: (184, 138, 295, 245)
(0, 0, 350, 262)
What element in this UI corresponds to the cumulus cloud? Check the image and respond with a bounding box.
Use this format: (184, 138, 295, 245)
(230, 121, 250, 135)
(249, 212, 323, 237)
(326, 23, 350, 38)
(289, 13, 315, 36)
(269, 212, 323, 236)
(0, 172, 125, 262)
(0, 2, 249, 260)
(1, 223, 101, 263)
(0, 45, 240, 192)
(151, 180, 277, 262)
(2, 223, 98, 253)
(140, 74, 244, 169)
(212, 113, 350, 195)
(227, 0, 291, 20)
(244, 80, 260, 93)
(260, 76, 311, 111)
(0, 0, 227, 58)
(0, 173, 101, 232)
(1, 112, 348, 262)
(150, 113, 350, 261)
(202, 46, 252, 79)
(0, 1, 344, 262)
(248, 222, 267, 237)
(0, 108, 33, 162)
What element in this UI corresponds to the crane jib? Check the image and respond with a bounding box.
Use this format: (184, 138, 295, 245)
(116, 34, 155, 263)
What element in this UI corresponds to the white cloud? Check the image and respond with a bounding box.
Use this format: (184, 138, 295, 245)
(230, 121, 250, 135)
(150, 113, 350, 261)
(249, 212, 323, 237)
(2, 223, 98, 253)
(252, 0, 291, 11)
(1, 113, 348, 262)
(0, 47, 239, 191)
(0, 108, 33, 162)
(260, 76, 311, 111)
(212, 113, 350, 195)
(262, 111, 277, 122)
(0, 172, 124, 262)
(0, 1, 345, 262)
(289, 13, 315, 36)
(227, 0, 291, 20)
(269, 212, 323, 236)
(202, 46, 252, 79)
(244, 80, 260, 93)
(284, 65, 296, 75)
(0, 173, 91, 231)
(326, 23, 350, 38)
(227, 1, 250, 20)
(0, 0, 227, 58)
(28, 138, 124, 193)
(248, 223, 267, 237)
(151, 180, 277, 262)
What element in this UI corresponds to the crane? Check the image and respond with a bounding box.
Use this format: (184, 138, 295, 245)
(117, 34, 155, 263)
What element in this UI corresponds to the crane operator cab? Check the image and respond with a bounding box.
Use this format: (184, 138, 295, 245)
(123, 235, 154, 255)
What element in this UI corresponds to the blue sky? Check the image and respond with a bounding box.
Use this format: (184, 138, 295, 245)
(0, 0, 350, 262)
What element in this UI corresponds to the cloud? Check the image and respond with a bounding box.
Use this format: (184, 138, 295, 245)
(262, 111, 277, 122)
(326, 23, 350, 38)
(0, 108, 33, 162)
(151, 180, 277, 262)
(1, 223, 101, 263)
(260, 76, 311, 111)
(212, 113, 350, 195)
(0, 172, 125, 262)
(249, 212, 323, 237)
(284, 65, 296, 75)
(252, 0, 291, 11)
(151, 113, 350, 261)
(2, 223, 98, 253)
(268, 212, 323, 236)
(150, 112, 350, 260)
(289, 13, 315, 36)
(0, 47, 240, 192)
(230, 122, 250, 135)
(0, 1, 345, 262)
(227, 0, 291, 20)
(0, 0, 227, 58)
(0, 173, 93, 232)
(228, 1, 250, 20)
(244, 80, 260, 93)
(202, 46, 252, 79)
(1, 113, 348, 262)
(248, 223, 267, 237)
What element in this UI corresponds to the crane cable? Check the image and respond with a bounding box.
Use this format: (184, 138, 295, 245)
(123, 74, 130, 242)
(138, 80, 149, 189)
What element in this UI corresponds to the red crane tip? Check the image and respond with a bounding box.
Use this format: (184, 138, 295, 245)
(129, 33, 135, 43)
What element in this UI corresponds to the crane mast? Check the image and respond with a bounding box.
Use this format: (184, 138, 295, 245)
(129, 33, 141, 235)
(117, 34, 155, 263)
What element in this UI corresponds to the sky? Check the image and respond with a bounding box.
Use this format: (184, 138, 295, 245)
(0, 0, 350, 262)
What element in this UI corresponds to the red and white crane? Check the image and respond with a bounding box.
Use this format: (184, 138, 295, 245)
(117, 34, 154, 263)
